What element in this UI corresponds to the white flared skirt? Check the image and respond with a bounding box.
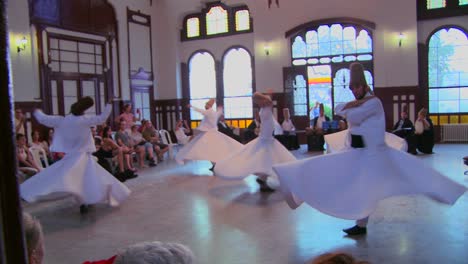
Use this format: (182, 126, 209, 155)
(325, 130, 407, 153)
(273, 146, 466, 220)
(214, 137, 296, 179)
(20, 153, 131, 207)
(175, 130, 243, 164)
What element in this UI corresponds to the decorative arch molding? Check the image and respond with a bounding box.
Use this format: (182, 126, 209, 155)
(425, 24, 468, 45)
(285, 17, 376, 38)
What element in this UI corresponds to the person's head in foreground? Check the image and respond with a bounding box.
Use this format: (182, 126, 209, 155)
(114, 241, 194, 264)
(23, 212, 45, 264)
(310, 252, 370, 264)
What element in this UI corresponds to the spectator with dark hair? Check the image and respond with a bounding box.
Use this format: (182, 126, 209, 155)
(392, 109, 416, 154)
(94, 126, 137, 181)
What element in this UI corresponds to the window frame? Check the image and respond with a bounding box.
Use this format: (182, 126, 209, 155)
(286, 18, 375, 120)
(221, 45, 255, 119)
(426, 25, 468, 116)
(181, 1, 253, 41)
(418, 0, 468, 20)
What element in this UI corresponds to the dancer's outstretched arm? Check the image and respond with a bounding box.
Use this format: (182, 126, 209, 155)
(34, 110, 64, 128)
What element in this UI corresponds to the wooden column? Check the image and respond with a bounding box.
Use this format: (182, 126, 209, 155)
(0, 0, 28, 263)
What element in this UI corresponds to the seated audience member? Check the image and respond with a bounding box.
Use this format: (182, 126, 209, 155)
(115, 120, 147, 168)
(217, 114, 241, 142)
(174, 119, 191, 145)
(244, 110, 260, 143)
(308, 104, 330, 151)
(312, 103, 330, 132)
(23, 212, 45, 264)
(310, 252, 370, 264)
(277, 108, 300, 150)
(281, 108, 296, 134)
(30, 130, 51, 165)
(414, 108, 434, 154)
(309, 101, 321, 126)
(15, 108, 26, 134)
(16, 133, 41, 176)
(141, 120, 169, 161)
(94, 126, 137, 181)
(116, 103, 140, 132)
(392, 109, 416, 154)
(129, 125, 157, 167)
(43, 128, 64, 161)
(83, 241, 194, 264)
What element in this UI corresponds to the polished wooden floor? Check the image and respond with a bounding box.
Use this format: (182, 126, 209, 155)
(23, 144, 468, 264)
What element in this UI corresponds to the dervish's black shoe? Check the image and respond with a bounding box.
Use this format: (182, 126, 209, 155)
(343, 225, 367, 236)
(80, 204, 89, 214)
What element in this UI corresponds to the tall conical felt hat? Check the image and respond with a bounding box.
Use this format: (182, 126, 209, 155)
(70, 96, 94, 115)
(349, 63, 368, 88)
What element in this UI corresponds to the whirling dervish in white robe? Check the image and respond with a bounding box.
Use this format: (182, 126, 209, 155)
(214, 92, 296, 192)
(175, 99, 243, 165)
(21, 97, 131, 208)
(273, 91, 467, 220)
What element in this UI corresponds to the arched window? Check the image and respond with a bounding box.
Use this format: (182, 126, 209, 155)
(181, 3, 252, 41)
(428, 27, 468, 114)
(235, 10, 250, 31)
(288, 20, 374, 118)
(427, 0, 446, 9)
(223, 47, 253, 119)
(206, 6, 228, 35)
(187, 17, 200, 38)
(189, 52, 217, 120)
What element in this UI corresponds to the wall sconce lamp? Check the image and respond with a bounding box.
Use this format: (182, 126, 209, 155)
(17, 36, 27, 53)
(264, 44, 271, 56)
(398, 33, 405, 47)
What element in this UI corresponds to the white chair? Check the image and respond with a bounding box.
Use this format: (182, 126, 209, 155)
(29, 147, 49, 169)
(159, 129, 179, 159)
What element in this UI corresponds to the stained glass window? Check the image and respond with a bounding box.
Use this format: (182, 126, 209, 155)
(223, 48, 253, 119)
(293, 75, 307, 116)
(308, 65, 332, 118)
(290, 22, 373, 119)
(189, 52, 217, 120)
(292, 36, 306, 58)
(187, 17, 200, 38)
(235, 10, 250, 31)
(206, 6, 228, 35)
(427, 0, 446, 9)
(428, 27, 468, 113)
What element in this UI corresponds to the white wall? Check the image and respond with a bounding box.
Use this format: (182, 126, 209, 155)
(7, 0, 154, 102)
(157, 0, 420, 96)
(7, 0, 40, 102)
